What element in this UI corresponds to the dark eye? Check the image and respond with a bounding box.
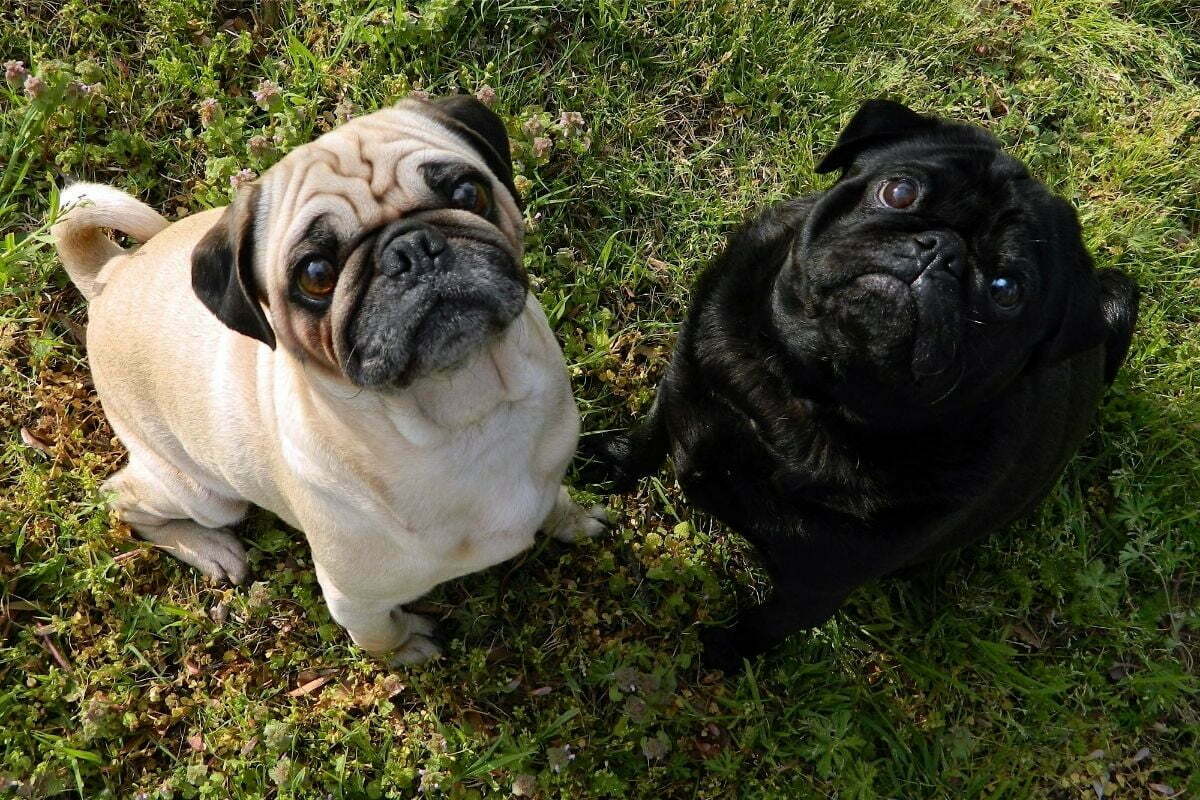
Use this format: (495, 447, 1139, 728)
(296, 257, 338, 300)
(450, 178, 491, 216)
(878, 178, 919, 209)
(988, 275, 1023, 310)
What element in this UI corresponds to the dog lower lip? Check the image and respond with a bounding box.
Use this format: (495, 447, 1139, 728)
(910, 270, 962, 377)
(820, 270, 962, 383)
(348, 299, 442, 388)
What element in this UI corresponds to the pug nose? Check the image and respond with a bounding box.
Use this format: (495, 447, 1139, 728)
(376, 221, 448, 278)
(913, 231, 965, 279)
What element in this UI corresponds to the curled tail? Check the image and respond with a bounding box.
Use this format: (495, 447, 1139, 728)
(51, 182, 169, 300)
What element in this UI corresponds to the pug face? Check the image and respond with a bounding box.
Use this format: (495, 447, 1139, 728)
(191, 97, 527, 388)
(771, 100, 1107, 421)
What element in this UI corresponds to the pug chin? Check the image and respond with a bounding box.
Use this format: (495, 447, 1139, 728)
(826, 273, 915, 380)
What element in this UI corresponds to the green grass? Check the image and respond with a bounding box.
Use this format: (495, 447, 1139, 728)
(2, 1, 1198, 797)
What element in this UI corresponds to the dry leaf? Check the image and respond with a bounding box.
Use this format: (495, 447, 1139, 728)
(287, 675, 331, 697)
(20, 428, 52, 453)
(1107, 662, 1135, 681)
(1012, 624, 1042, 649)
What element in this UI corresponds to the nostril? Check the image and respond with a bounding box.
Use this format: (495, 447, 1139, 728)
(418, 230, 446, 257)
(914, 232, 941, 251)
(374, 222, 451, 279)
(908, 231, 967, 282)
(380, 246, 414, 278)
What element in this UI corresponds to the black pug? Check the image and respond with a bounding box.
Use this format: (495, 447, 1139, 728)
(584, 100, 1138, 672)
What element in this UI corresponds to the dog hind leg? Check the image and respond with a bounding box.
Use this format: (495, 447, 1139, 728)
(105, 461, 250, 584)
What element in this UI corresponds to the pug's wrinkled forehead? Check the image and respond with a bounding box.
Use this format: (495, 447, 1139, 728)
(256, 100, 523, 271)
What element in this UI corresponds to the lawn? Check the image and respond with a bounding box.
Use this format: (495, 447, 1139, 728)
(1, 1, 1198, 797)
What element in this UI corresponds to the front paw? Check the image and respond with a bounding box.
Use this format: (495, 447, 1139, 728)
(575, 431, 638, 491)
(141, 521, 249, 585)
(699, 626, 748, 676)
(384, 610, 443, 667)
(387, 633, 442, 667)
(543, 487, 612, 543)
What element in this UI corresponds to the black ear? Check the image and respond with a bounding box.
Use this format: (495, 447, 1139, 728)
(1036, 202, 1109, 368)
(191, 183, 276, 349)
(426, 95, 519, 204)
(815, 99, 940, 175)
(1038, 266, 1108, 368)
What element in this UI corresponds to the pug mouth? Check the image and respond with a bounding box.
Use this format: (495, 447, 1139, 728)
(341, 230, 527, 388)
(817, 268, 964, 385)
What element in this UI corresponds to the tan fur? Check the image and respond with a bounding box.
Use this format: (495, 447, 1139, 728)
(51, 102, 606, 664)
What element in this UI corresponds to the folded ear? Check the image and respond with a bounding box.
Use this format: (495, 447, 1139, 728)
(815, 99, 940, 175)
(1035, 202, 1109, 368)
(1038, 265, 1108, 368)
(191, 183, 276, 349)
(422, 95, 519, 205)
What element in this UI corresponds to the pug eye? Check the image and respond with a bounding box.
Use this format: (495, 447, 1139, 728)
(988, 275, 1023, 310)
(878, 178, 919, 209)
(296, 257, 338, 300)
(450, 178, 491, 216)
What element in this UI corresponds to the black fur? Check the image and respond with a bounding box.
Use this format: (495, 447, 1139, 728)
(815, 99, 940, 175)
(584, 101, 1139, 672)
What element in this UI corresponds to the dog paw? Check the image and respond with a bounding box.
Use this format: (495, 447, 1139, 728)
(548, 501, 611, 543)
(698, 626, 747, 676)
(387, 634, 442, 667)
(575, 432, 638, 491)
(385, 611, 442, 667)
(144, 522, 249, 585)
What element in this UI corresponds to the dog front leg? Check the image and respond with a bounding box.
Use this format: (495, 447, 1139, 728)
(700, 519, 900, 673)
(578, 388, 671, 491)
(700, 584, 850, 674)
(314, 563, 441, 665)
(1097, 268, 1139, 385)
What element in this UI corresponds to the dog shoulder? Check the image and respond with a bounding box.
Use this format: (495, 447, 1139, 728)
(666, 194, 899, 518)
(698, 196, 817, 289)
